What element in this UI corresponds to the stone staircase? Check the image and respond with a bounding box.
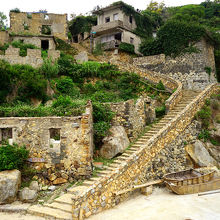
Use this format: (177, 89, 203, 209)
(27, 90, 200, 219)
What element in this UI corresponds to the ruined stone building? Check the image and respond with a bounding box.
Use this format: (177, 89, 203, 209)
(0, 11, 68, 67)
(92, 2, 141, 53)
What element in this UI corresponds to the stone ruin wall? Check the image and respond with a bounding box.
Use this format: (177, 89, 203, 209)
(133, 38, 217, 91)
(0, 102, 93, 185)
(0, 31, 9, 45)
(0, 46, 60, 68)
(10, 12, 68, 40)
(71, 84, 219, 219)
(107, 97, 155, 141)
(11, 35, 56, 50)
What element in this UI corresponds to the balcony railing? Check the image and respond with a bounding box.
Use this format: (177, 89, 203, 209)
(92, 20, 130, 35)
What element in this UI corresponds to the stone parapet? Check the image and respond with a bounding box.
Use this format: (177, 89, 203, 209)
(71, 83, 219, 219)
(0, 46, 60, 68)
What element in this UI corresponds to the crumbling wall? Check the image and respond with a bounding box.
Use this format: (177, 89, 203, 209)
(0, 46, 60, 67)
(11, 36, 56, 50)
(0, 102, 93, 184)
(10, 12, 68, 40)
(0, 31, 9, 45)
(134, 38, 217, 91)
(108, 97, 155, 141)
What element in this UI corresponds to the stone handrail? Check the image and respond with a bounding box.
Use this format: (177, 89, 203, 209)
(71, 83, 219, 219)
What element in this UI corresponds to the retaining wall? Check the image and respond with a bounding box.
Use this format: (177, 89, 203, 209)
(71, 83, 219, 219)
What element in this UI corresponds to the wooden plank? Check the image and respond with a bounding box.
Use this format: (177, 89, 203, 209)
(114, 179, 163, 196)
(198, 190, 220, 196)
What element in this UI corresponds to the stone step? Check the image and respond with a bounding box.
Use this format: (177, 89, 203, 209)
(67, 185, 88, 194)
(54, 193, 74, 205)
(28, 205, 72, 220)
(82, 180, 94, 186)
(44, 201, 72, 213)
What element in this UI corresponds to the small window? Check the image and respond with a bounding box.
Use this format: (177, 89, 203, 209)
(130, 37, 134, 44)
(105, 17, 110, 23)
(44, 14, 49, 20)
(113, 13, 118, 21)
(129, 16, 133, 24)
(0, 128, 13, 144)
(41, 25, 51, 35)
(23, 23, 29, 30)
(49, 128, 60, 141)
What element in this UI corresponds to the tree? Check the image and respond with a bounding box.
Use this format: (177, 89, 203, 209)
(0, 12, 7, 29)
(146, 1, 165, 14)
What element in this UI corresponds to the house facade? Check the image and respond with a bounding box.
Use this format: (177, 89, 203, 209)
(92, 3, 141, 53)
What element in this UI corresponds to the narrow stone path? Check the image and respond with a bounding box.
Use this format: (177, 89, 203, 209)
(27, 90, 200, 219)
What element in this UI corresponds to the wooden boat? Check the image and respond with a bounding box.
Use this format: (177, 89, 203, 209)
(164, 168, 220, 195)
(163, 168, 215, 186)
(165, 178, 220, 195)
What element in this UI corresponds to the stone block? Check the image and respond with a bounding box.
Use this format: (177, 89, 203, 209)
(0, 169, 21, 204)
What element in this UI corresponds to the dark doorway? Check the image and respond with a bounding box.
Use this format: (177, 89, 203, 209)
(115, 33, 122, 41)
(41, 40, 49, 50)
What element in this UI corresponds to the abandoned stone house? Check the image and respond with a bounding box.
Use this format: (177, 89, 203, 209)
(92, 2, 141, 53)
(0, 11, 67, 51)
(0, 11, 68, 67)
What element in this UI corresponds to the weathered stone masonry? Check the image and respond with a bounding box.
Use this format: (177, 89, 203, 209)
(0, 102, 93, 183)
(108, 97, 155, 141)
(134, 38, 217, 91)
(0, 46, 60, 68)
(71, 84, 218, 219)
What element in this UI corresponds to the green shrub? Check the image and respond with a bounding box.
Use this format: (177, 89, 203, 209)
(58, 53, 75, 75)
(40, 58, 59, 79)
(91, 91, 119, 103)
(198, 129, 210, 142)
(10, 8, 21, 13)
(119, 42, 135, 54)
(11, 41, 38, 57)
(156, 80, 165, 90)
(0, 143, 29, 171)
(56, 76, 80, 97)
(204, 66, 212, 76)
(155, 105, 166, 117)
(93, 103, 115, 149)
(197, 105, 211, 128)
(52, 95, 72, 108)
(93, 42, 103, 56)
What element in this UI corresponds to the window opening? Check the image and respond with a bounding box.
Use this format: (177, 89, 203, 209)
(115, 33, 122, 41)
(113, 13, 118, 21)
(130, 37, 134, 44)
(44, 14, 49, 20)
(41, 40, 49, 50)
(0, 128, 13, 144)
(105, 17, 110, 23)
(49, 128, 60, 141)
(41, 25, 51, 35)
(129, 15, 133, 24)
(23, 23, 29, 30)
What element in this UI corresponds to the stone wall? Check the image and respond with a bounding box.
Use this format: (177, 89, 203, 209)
(146, 120, 201, 180)
(108, 97, 155, 141)
(0, 102, 93, 184)
(10, 12, 68, 40)
(134, 38, 217, 91)
(71, 83, 218, 219)
(0, 46, 60, 68)
(11, 35, 56, 50)
(0, 31, 9, 45)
